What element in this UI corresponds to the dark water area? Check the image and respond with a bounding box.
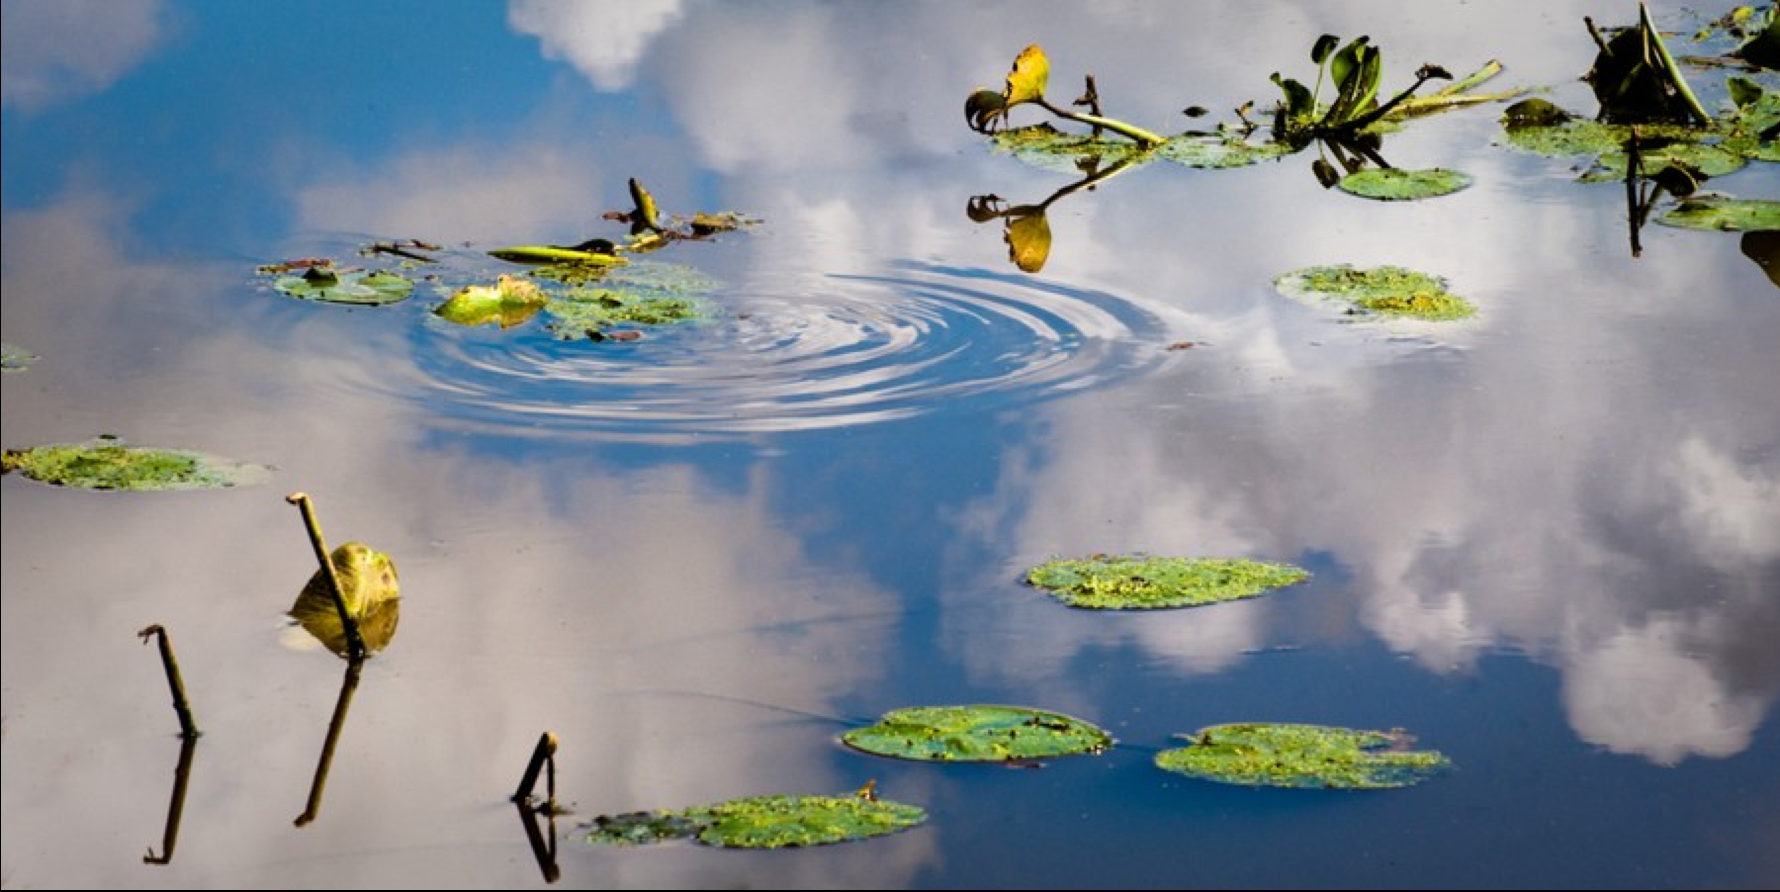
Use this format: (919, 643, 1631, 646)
(4, 2, 1778, 888)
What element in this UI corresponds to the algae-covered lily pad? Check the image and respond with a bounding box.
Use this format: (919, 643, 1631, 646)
(988, 124, 1144, 174)
(2, 436, 270, 490)
(842, 704, 1111, 762)
(273, 267, 414, 305)
(586, 792, 926, 849)
(434, 275, 548, 329)
(1155, 723, 1452, 789)
(1336, 167, 1472, 200)
(2, 342, 38, 373)
(1025, 553, 1309, 610)
(544, 261, 715, 340)
(287, 541, 400, 657)
(1656, 197, 1780, 232)
(1276, 264, 1476, 321)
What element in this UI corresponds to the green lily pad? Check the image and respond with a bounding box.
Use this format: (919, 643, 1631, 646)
(2, 342, 38, 373)
(989, 124, 1143, 173)
(586, 792, 926, 849)
(1336, 167, 1472, 201)
(1276, 264, 1477, 321)
(1157, 132, 1295, 169)
(842, 704, 1111, 762)
(287, 542, 401, 657)
(543, 261, 715, 340)
(1025, 554, 1310, 610)
(1580, 142, 1748, 183)
(1656, 197, 1780, 231)
(1155, 723, 1452, 790)
(434, 275, 548, 329)
(1, 436, 270, 491)
(273, 267, 414, 305)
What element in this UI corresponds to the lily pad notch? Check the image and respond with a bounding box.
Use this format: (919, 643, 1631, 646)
(1025, 553, 1311, 610)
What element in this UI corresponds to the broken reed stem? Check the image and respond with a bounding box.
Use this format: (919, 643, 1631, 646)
(285, 492, 366, 659)
(513, 731, 560, 806)
(137, 625, 199, 738)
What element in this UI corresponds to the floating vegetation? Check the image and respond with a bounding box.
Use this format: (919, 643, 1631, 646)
(842, 704, 1111, 762)
(1157, 131, 1296, 169)
(1155, 723, 1452, 789)
(1276, 264, 1477, 322)
(1657, 196, 1780, 231)
(967, 44, 1167, 146)
(433, 275, 548, 329)
(543, 261, 716, 340)
(586, 791, 926, 849)
(272, 266, 414, 306)
(487, 243, 628, 267)
(287, 541, 401, 657)
(2, 436, 269, 490)
(1025, 553, 1310, 610)
(2, 342, 37, 373)
(1336, 167, 1473, 200)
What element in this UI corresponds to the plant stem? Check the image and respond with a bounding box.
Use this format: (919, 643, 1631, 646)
(286, 492, 366, 660)
(1638, 2, 1712, 126)
(1432, 59, 1503, 97)
(1038, 99, 1167, 146)
(137, 625, 199, 738)
(512, 731, 560, 806)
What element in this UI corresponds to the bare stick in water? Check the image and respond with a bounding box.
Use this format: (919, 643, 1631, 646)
(137, 625, 199, 739)
(512, 731, 560, 807)
(286, 492, 366, 659)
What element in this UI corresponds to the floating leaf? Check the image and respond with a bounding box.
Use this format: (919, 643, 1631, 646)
(1155, 723, 1452, 789)
(627, 177, 662, 233)
(1656, 197, 1780, 232)
(988, 124, 1143, 173)
(487, 245, 628, 266)
(1004, 44, 1049, 107)
(2, 342, 38, 373)
(542, 261, 715, 340)
(1157, 132, 1295, 169)
(1025, 554, 1310, 610)
(273, 267, 413, 305)
(1, 436, 269, 491)
(1276, 264, 1477, 322)
(1579, 142, 1747, 182)
(843, 704, 1111, 762)
(287, 542, 400, 657)
(1500, 98, 1573, 129)
(586, 792, 925, 849)
(1336, 167, 1472, 200)
(434, 275, 548, 329)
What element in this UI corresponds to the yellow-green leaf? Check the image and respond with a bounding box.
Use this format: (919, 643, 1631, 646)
(1004, 44, 1049, 107)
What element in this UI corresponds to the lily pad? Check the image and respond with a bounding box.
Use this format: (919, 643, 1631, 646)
(586, 792, 926, 849)
(989, 124, 1143, 174)
(543, 261, 715, 340)
(287, 542, 401, 657)
(1336, 167, 1472, 201)
(1579, 142, 1748, 183)
(1276, 264, 1477, 322)
(1157, 132, 1295, 169)
(1656, 197, 1780, 231)
(1155, 722, 1452, 789)
(1025, 553, 1310, 610)
(1, 436, 269, 490)
(273, 267, 414, 306)
(2, 342, 38, 373)
(842, 704, 1111, 762)
(434, 275, 548, 329)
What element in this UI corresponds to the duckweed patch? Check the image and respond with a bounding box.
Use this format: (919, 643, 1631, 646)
(1276, 264, 1477, 321)
(585, 793, 926, 849)
(1025, 554, 1310, 610)
(273, 267, 414, 305)
(2, 342, 37, 373)
(1, 437, 269, 491)
(1336, 167, 1473, 200)
(842, 704, 1111, 762)
(287, 542, 401, 657)
(1155, 722, 1452, 789)
(1657, 197, 1780, 231)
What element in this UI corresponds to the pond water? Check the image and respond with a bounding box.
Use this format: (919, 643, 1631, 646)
(3, 1, 1777, 888)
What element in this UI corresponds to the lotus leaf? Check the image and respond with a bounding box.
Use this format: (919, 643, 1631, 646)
(586, 792, 925, 849)
(843, 704, 1111, 762)
(273, 267, 414, 305)
(288, 542, 401, 657)
(1276, 264, 1476, 322)
(1337, 167, 1472, 201)
(1155, 722, 1451, 789)
(1657, 197, 1780, 232)
(2, 437, 269, 490)
(1026, 554, 1310, 610)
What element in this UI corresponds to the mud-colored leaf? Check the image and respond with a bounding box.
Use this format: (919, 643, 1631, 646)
(1656, 197, 1780, 232)
(1026, 554, 1310, 610)
(1155, 723, 1452, 789)
(586, 792, 925, 849)
(843, 704, 1111, 762)
(1, 436, 270, 490)
(288, 542, 401, 657)
(434, 275, 548, 329)
(1337, 167, 1473, 201)
(274, 267, 414, 305)
(1276, 264, 1477, 322)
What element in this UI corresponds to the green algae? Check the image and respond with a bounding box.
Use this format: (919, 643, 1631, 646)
(586, 792, 926, 849)
(2, 437, 269, 491)
(1025, 553, 1310, 610)
(1276, 264, 1477, 322)
(1155, 722, 1452, 789)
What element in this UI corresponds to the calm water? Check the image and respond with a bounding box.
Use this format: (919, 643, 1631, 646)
(4, 2, 1778, 888)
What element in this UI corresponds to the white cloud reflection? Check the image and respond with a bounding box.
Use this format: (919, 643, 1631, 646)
(509, 0, 685, 91)
(1, 0, 167, 111)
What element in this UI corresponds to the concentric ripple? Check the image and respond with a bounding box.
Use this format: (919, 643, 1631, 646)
(410, 261, 1174, 439)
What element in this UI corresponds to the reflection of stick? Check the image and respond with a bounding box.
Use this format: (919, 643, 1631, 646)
(295, 658, 364, 827)
(515, 802, 562, 884)
(144, 735, 198, 864)
(286, 492, 366, 659)
(1626, 127, 1645, 258)
(137, 625, 199, 738)
(512, 731, 560, 806)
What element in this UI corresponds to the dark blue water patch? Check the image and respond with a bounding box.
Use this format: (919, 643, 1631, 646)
(404, 260, 1175, 441)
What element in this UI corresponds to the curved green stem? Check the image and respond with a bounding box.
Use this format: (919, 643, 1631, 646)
(1639, 2, 1712, 126)
(1038, 99, 1167, 146)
